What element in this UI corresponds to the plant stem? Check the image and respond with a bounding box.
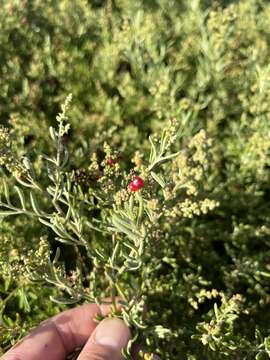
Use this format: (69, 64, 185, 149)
(110, 233, 117, 313)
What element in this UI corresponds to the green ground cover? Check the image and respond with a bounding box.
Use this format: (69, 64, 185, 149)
(1, 1, 270, 359)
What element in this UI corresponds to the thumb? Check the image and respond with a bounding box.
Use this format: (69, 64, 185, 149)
(78, 318, 131, 360)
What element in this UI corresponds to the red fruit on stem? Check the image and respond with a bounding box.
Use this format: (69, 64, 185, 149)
(106, 158, 115, 166)
(106, 154, 123, 166)
(129, 176, 144, 192)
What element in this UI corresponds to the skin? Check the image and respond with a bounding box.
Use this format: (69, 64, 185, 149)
(1, 301, 129, 360)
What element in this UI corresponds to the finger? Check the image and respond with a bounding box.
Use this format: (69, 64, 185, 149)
(77, 318, 131, 360)
(2, 300, 122, 360)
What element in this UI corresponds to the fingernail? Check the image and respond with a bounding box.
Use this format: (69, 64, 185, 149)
(94, 318, 130, 350)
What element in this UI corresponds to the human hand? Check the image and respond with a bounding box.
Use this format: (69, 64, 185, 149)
(1, 302, 131, 360)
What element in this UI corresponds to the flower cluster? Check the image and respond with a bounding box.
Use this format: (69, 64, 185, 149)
(0, 126, 25, 178)
(2, 1, 270, 359)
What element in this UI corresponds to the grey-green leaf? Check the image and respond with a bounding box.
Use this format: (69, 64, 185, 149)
(0, 210, 21, 217)
(30, 192, 43, 216)
(151, 171, 166, 188)
(15, 186, 26, 210)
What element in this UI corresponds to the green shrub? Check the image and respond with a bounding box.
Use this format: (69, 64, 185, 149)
(1, 1, 270, 359)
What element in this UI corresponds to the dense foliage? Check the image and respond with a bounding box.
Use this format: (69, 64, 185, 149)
(1, 1, 270, 359)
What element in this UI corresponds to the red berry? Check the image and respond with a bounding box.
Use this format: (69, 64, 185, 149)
(106, 154, 123, 166)
(106, 158, 115, 166)
(129, 176, 144, 192)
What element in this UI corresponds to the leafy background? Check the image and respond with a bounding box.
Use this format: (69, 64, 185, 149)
(1, 0, 270, 359)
